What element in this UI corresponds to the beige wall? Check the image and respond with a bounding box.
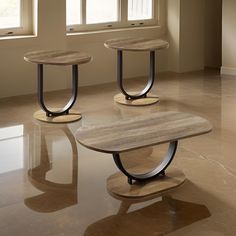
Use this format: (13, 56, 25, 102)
(167, 0, 222, 72)
(205, 0, 222, 69)
(179, 0, 205, 72)
(222, 0, 236, 75)
(0, 0, 168, 98)
(167, 0, 206, 73)
(167, 0, 181, 72)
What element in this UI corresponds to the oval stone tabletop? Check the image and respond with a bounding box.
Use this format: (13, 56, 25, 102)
(76, 111, 212, 154)
(104, 37, 169, 52)
(24, 50, 92, 66)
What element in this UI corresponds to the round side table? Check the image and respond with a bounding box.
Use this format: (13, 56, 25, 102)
(104, 38, 169, 106)
(24, 50, 92, 123)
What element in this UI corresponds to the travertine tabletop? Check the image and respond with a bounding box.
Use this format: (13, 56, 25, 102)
(24, 50, 92, 66)
(104, 37, 169, 51)
(76, 111, 212, 154)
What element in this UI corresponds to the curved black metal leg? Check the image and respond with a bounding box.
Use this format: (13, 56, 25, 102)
(117, 50, 156, 100)
(37, 64, 78, 117)
(113, 141, 178, 185)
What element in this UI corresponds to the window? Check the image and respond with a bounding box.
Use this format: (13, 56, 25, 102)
(128, 0, 153, 21)
(0, 0, 32, 36)
(66, 0, 81, 26)
(67, 0, 158, 32)
(86, 0, 118, 24)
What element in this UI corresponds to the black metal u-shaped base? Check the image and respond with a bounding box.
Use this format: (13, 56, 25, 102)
(113, 141, 178, 185)
(37, 64, 78, 117)
(117, 50, 156, 100)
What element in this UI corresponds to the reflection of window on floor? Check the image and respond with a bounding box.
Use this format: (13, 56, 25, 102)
(45, 133, 73, 184)
(0, 125, 24, 174)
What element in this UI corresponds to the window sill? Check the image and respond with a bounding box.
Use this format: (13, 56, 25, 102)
(0, 34, 37, 41)
(66, 25, 162, 37)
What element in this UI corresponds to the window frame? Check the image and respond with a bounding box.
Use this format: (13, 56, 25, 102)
(0, 0, 33, 37)
(67, 0, 159, 33)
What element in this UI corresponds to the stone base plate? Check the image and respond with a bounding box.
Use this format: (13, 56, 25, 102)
(114, 93, 159, 106)
(107, 168, 186, 199)
(33, 109, 82, 123)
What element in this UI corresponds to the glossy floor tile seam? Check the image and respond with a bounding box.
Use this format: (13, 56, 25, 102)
(181, 145, 236, 180)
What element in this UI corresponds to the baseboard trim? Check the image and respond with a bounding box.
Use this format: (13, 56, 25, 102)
(221, 67, 236, 76)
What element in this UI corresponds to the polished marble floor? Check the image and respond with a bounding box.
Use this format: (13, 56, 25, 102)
(0, 70, 236, 236)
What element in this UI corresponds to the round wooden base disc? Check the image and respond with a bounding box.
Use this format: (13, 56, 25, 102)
(114, 93, 159, 106)
(33, 109, 82, 123)
(107, 168, 186, 199)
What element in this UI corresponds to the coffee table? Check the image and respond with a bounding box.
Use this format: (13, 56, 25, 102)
(76, 111, 212, 197)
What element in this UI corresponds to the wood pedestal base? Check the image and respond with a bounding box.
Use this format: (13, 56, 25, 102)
(114, 93, 159, 106)
(34, 109, 82, 123)
(107, 167, 186, 199)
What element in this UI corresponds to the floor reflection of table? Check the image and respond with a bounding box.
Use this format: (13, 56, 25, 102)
(25, 124, 78, 212)
(84, 196, 211, 236)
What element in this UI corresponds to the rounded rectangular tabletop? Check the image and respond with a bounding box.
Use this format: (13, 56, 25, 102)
(76, 112, 212, 154)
